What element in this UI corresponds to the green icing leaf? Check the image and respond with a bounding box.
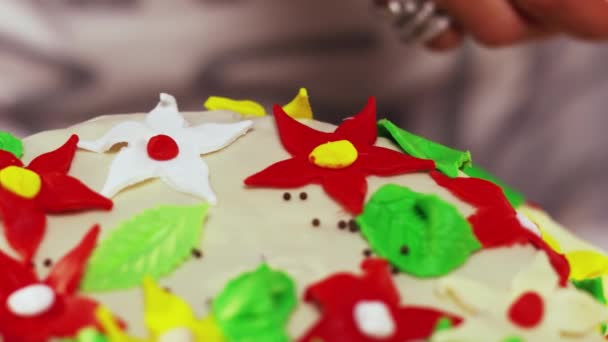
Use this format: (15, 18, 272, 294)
(356, 184, 481, 277)
(378, 119, 471, 178)
(212, 264, 297, 342)
(572, 277, 607, 305)
(463, 165, 525, 208)
(81, 204, 208, 292)
(502, 336, 525, 342)
(433, 317, 454, 332)
(0, 131, 24, 158)
(58, 328, 108, 342)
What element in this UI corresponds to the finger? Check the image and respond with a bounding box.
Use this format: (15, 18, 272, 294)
(437, 0, 542, 47)
(514, 0, 608, 40)
(426, 27, 464, 52)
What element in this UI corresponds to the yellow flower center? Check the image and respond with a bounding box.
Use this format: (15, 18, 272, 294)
(0, 166, 42, 199)
(309, 140, 358, 169)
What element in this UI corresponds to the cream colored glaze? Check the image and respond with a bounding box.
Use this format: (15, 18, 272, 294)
(3, 111, 602, 341)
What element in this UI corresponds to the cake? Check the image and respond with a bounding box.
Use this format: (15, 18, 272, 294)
(1, 90, 607, 342)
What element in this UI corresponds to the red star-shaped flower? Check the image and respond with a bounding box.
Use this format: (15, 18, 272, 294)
(298, 259, 462, 342)
(430, 171, 570, 286)
(245, 98, 435, 214)
(0, 226, 117, 342)
(0, 135, 113, 262)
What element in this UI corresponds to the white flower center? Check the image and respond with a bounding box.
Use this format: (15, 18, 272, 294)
(354, 300, 396, 338)
(158, 328, 194, 342)
(7, 284, 56, 317)
(516, 211, 541, 237)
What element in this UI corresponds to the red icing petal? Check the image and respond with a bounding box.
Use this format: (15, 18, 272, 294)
(321, 169, 367, 214)
(508, 291, 544, 328)
(273, 105, 332, 155)
(358, 146, 435, 176)
(430, 171, 511, 209)
(334, 97, 378, 149)
(36, 174, 113, 213)
(147, 134, 179, 161)
(245, 157, 321, 188)
(27, 135, 78, 175)
(395, 307, 462, 340)
(49, 295, 104, 337)
(524, 230, 570, 287)
(46, 226, 99, 295)
(0, 249, 37, 297)
(0, 188, 46, 262)
(468, 208, 528, 248)
(0, 150, 24, 169)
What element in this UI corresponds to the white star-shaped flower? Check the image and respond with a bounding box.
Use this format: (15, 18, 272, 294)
(78, 93, 253, 204)
(432, 252, 608, 342)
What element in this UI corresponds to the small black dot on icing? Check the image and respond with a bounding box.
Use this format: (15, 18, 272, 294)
(43, 258, 53, 267)
(192, 249, 203, 259)
(312, 218, 321, 227)
(414, 203, 427, 220)
(283, 192, 292, 201)
(391, 266, 400, 275)
(363, 249, 372, 257)
(400, 245, 410, 255)
(299, 192, 308, 200)
(338, 220, 347, 229)
(163, 287, 172, 293)
(348, 219, 359, 232)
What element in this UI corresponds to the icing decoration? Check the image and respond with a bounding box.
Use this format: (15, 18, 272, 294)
(245, 98, 435, 214)
(0, 166, 42, 199)
(566, 251, 608, 281)
(204, 96, 267, 117)
(60, 328, 109, 342)
(463, 165, 526, 208)
(501, 337, 525, 342)
(212, 264, 297, 342)
(203, 87, 314, 119)
(81, 205, 208, 292)
(434, 252, 608, 341)
(378, 119, 471, 178)
(95, 276, 224, 342)
(516, 211, 541, 237)
(282, 88, 314, 119)
(146, 135, 179, 161)
(429, 171, 570, 286)
(572, 277, 607, 305)
(299, 258, 462, 342)
(357, 184, 481, 277)
(78, 93, 253, 204)
(507, 292, 544, 328)
(0, 131, 24, 158)
(0, 135, 112, 262)
(0, 226, 118, 341)
(309, 140, 358, 169)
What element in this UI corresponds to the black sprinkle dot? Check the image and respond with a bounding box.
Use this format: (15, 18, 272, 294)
(283, 192, 292, 201)
(299, 192, 308, 200)
(363, 249, 373, 258)
(163, 287, 172, 293)
(312, 218, 321, 227)
(43, 258, 53, 267)
(414, 204, 427, 220)
(400, 245, 410, 255)
(192, 249, 203, 259)
(391, 266, 400, 275)
(348, 219, 359, 232)
(337, 220, 347, 229)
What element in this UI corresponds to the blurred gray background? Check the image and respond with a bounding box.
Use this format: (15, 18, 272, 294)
(1, 0, 607, 246)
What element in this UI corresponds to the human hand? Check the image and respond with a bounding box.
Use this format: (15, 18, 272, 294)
(429, 0, 608, 50)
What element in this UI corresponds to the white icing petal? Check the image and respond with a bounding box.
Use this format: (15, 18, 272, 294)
(101, 144, 158, 198)
(145, 93, 187, 131)
(516, 211, 541, 237)
(158, 328, 195, 342)
(353, 300, 396, 339)
(7, 284, 56, 317)
(160, 154, 217, 204)
(78, 121, 151, 153)
(511, 253, 558, 295)
(186, 120, 254, 155)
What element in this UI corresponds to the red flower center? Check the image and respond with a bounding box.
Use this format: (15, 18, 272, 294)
(508, 291, 544, 328)
(147, 135, 179, 161)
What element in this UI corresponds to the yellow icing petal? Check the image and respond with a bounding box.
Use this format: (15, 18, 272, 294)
(204, 97, 267, 117)
(142, 276, 200, 337)
(0, 166, 41, 199)
(199, 315, 227, 342)
(309, 140, 358, 169)
(282, 88, 314, 119)
(566, 250, 608, 281)
(96, 306, 146, 342)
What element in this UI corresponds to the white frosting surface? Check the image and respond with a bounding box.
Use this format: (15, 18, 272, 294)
(6, 111, 602, 341)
